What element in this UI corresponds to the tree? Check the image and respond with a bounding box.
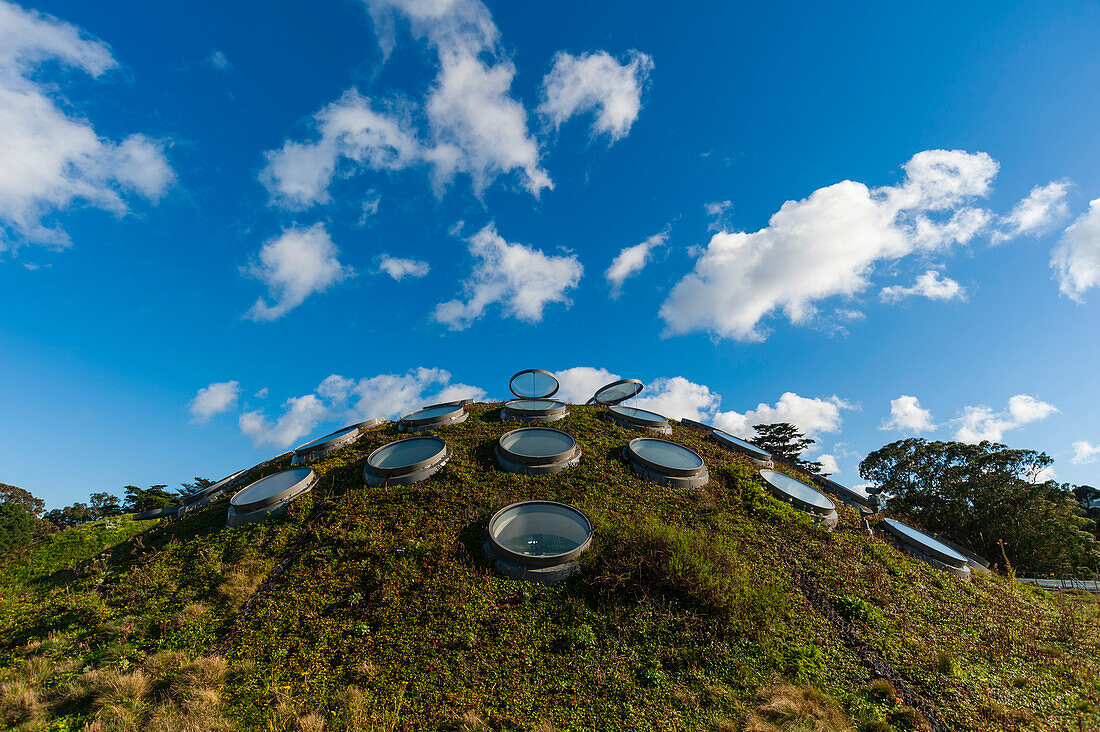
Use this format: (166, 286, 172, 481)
(123, 485, 176, 513)
(45, 502, 93, 528)
(0, 483, 45, 517)
(860, 438, 1100, 575)
(750, 423, 825, 474)
(176, 477, 214, 500)
(0, 502, 35, 553)
(89, 493, 122, 520)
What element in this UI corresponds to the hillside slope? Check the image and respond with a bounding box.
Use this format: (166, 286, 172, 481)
(0, 404, 1097, 731)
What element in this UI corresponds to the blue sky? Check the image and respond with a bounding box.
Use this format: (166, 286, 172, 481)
(2, 0, 1099, 508)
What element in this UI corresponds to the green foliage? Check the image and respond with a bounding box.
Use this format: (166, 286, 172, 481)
(751, 422, 824, 474)
(832, 595, 880, 625)
(0, 484, 44, 517)
(588, 516, 789, 636)
(0, 502, 34, 553)
(861, 438, 1100, 575)
(122, 484, 177, 512)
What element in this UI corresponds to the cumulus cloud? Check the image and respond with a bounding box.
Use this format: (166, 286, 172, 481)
(554, 367, 855, 444)
(605, 231, 665, 298)
(244, 223, 353, 321)
(260, 89, 421, 208)
(378, 254, 429, 280)
(1072, 440, 1100, 465)
(880, 395, 935, 433)
(237, 367, 485, 447)
(434, 224, 583, 329)
(992, 181, 1070, 243)
(1051, 198, 1100, 302)
(0, 1, 173, 251)
(953, 394, 1058, 443)
(879, 270, 965, 303)
(817, 454, 840, 475)
(713, 392, 855, 438)
(189, 381, 241, 423)
(635, 377, 721, 422)
(553, 366, 619, 404)
(239, 395, 328, 449)
(538, 50, 652, 141)
(660, 150, 998, 340)
(262, 0, 550, 206)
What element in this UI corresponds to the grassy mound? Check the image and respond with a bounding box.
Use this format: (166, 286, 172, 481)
(0, 403, 1097, 731)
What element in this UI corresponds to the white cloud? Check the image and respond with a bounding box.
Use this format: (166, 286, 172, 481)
(0, 1, 173, 251)
(262, 0, 550, 205)
(260, 89, 421, 209)
(660, 150, 998, 340)
(434, 224, 582, 329)
(206, 48, 231, 71)
(953, 394, 1058, 443)
(378, 254, 430, 280)
(817, 454, 840, 475)
(254, 387, 269, 399)
(605, 231, 665, 298)
(713, 392, 855, 438)
(879, 270, 965, 303)
(1072, 440, 1100, 465)
(238, 367, 485, 447)
(705, 200, 733, 232)
(538, 50, 652, 141)
(189, 381, 241, 423)
(239, 394, 328, 449)
(880, 395, 936, 433)
(993, 181, 1070, 243)
(1051, 198, 1100, 302)
(635, 376, 721, 422)
(553, 366, 619, 404)
(244, 223, 353, 321)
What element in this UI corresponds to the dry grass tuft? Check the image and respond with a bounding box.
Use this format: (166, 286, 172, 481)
(744, 684, 854, 732)
(296, 712, 327, 731)
(0, 680, 44, 727)
(217, 562, 268, 606)
(93, 669, 152, 708)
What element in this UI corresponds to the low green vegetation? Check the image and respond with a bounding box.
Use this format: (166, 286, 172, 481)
(0, 404, 1098, 730)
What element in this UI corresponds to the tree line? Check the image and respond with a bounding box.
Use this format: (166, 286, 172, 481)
(0, 478, 212, 553)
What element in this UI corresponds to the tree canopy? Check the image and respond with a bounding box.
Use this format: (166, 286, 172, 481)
(0, 502, 35, 553)
(860, 438, 1100, 575)
(750, 423, 824, 474)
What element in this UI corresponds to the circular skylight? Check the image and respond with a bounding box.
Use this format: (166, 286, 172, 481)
(591, 378, 644, 406)
(291, 425, 362, 464)
(496, 427, 581, 474)
(399, 403, 468, 432)
(133, 505, 179, 521)
(625, 437, 709, 488)
(364, 436, 450, 486)
(607, 405, 671, 435)
(181, 469, 247, 507)
(882, 518, 969, 568)
(811, 474, 878, 512)
(488, 500, 592, 567)
(501, 398, 569, 423)
(759, 469, 836, 516)
(229, 468, 316, 512)
(509, 369, 559, 399)
(712, 430, 773, 463)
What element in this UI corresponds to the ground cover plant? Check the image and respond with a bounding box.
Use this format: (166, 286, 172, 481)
(0, 403, 1098, 730)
